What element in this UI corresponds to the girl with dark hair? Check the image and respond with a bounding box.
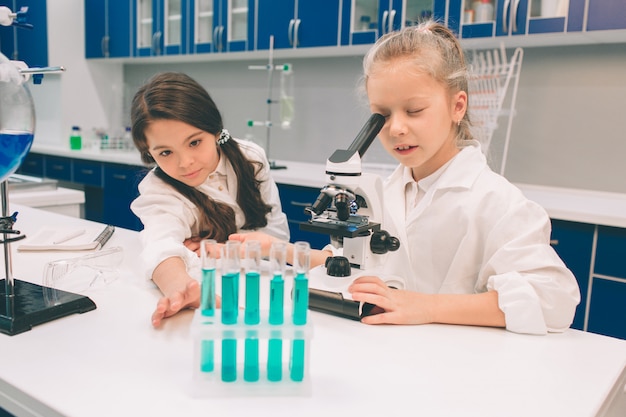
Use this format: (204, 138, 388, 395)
(130, 72, 289, 327)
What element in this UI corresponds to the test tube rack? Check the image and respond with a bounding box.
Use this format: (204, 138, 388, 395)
(191, 309, 313, 397)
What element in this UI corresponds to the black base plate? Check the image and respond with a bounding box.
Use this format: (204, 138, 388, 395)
(0, 279, 96, 336)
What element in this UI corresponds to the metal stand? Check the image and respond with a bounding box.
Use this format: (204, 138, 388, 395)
(248, 36, 290, 170)
(0, 180, 96, 336)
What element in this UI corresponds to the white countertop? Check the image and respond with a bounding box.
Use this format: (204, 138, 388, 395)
(30, 144, 626, 228)
(1, 205, 625, 417)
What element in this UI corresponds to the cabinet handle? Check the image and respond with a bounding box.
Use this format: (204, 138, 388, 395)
(113, 174, 127, 180)
(288, 19, 295, 46)
(152, 31, 162, 55)
(512, 0, 520, 33)
(80, 169, 94, 175)
(382, 10, 389, 35)
(503, 0, 511, 33)
(51, 165, 65, 171)
(101, 35, 110, 58)
(550, 239, 559, 246)
(389, 9, 396, 33)
(219, 26, 225, 51)
(294, 19, 301, 47)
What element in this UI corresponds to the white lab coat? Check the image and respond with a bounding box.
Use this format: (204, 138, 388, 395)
(130, 139, 289, 279)
(379, 141, 580, 335)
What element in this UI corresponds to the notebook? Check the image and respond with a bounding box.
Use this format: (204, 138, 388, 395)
(17, 224, 115, 252)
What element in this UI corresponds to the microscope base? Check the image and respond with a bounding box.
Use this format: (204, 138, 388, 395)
(0, 279, 96, 336)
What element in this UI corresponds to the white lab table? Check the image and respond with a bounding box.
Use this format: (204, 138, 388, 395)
(1, 205, 625, 417)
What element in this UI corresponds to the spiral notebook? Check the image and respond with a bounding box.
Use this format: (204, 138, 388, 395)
(17, 225, 115, 252)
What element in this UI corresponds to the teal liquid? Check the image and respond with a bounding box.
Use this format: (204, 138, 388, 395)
(200, 339, 214, 372)
(221, 338, 237, 382)
(292, 273, 309, 325)
(268, 274, 284, 325)
(267, 338, 283, 381)
(244, 272, 260, 325)
(244, 337, 259, 382)
(290, 339, 305, 382)
(201, 268, 216, 317)
(221, 272, 239, 325)
(0, 131, 34, 183)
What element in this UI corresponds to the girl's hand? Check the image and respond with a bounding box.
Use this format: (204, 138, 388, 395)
(151, 279, 205, 327)
(183, 236, 203, 255)
(348, 276, 434, 325)
(228, 231, 282, 257)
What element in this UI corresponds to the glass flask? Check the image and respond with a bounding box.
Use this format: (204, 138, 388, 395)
(0, 51, 35, 183)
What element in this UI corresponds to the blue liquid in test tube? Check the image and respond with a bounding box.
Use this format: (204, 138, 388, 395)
(290, 242, 310, 381)
(243, 241, 262, 381)
(221, 241, 240, 382)
(268, 241, 287, 381)
(200, 240, 218, 373)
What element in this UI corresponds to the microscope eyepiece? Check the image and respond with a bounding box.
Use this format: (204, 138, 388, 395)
(309, 192, 333, 215)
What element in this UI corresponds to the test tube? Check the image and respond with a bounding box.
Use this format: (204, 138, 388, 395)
(291, 241, 310, 382)
(221, 240, 240, 382)
(221, 240, 241, 325)
(244, 240, 261, 382)
(292, 241, 310, 325)
(200, 239, 218, 374)
(200, 239, 218, 317)
(267, 241, 287, 381)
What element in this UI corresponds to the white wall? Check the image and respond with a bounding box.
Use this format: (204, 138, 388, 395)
(34, 1, 626, 194)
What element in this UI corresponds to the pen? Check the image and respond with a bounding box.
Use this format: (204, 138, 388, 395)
(53, 229, 85, 244)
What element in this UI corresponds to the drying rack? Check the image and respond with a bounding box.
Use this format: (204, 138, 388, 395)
(467, 45, 524, 175)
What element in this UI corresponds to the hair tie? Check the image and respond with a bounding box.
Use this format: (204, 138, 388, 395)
(217, 129, 232, 145)
(217, 129, 231, 145)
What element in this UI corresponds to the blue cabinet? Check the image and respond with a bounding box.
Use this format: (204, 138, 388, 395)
(84, 0, 133, 58)
(551, 220, 626, 340)
(135, 0, 190, 57)
(342, 0, 447, 46)
(449, 0, 585, 40)
(257, 0, 341, 50)
(17, 153, 146, 231)
(550, 219, 594, 331)
(191, 0, 254, 53)
(587, 0, 626, 31)
(0, 0, 48, 67)
(277, 183, 330, 250)
(103, 164, 146, 231)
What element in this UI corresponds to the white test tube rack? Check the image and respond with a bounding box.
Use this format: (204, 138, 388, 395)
(191, 302, 313, 397)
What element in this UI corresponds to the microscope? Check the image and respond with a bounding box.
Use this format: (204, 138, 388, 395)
(301, 113, 402, 320)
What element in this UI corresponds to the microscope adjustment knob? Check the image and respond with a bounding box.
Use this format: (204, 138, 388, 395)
(370, 230, 400, 254)
(325, 256, 352, 277)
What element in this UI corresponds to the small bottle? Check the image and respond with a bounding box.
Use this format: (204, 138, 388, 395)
(279, 63, 294, 129)
(69, 126, 82, 150)
(122, 127, 132, 150)
(473, 0, 494, 23)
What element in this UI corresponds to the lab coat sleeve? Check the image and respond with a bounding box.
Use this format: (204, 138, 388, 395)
(482, 199, 581, 335)
(130, 172, 200, 280)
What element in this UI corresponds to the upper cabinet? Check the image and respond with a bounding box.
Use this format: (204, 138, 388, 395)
(256, 0, 341, 50)
(0, 0, 48, 66)
(448, 0, 586, 40)
(587, 0, 626, 31)
(343, 0, 447, 46)
(135, 0, 190, 57)
(85, 0, 133, 58)
(84, 0, 626, 60)
(191, 0, 254, 53)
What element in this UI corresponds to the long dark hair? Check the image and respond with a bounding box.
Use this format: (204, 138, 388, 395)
(131, 72, 271, 241)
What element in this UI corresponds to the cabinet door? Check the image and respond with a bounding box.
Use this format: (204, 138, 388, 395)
(277, 184, 330, 250)
(295, 0, 340, 48)
(222, 0, 254, 52)
(587, 0, 626, 31)
(44, 156, 72, 182)
(163, 0, 189, 55)
(16, 153, 44, 177)
(191, 0, 217, 53)
(85, 0, 133, 58)
(0, 0, 48, 67)
(103, 164, 147, 231)
(257, 0, 297, 49)
(550, 219, 594, 331)
(587, 278, 626, 340)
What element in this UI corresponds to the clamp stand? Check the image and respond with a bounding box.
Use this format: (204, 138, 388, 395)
(0, 181, 96, 336)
